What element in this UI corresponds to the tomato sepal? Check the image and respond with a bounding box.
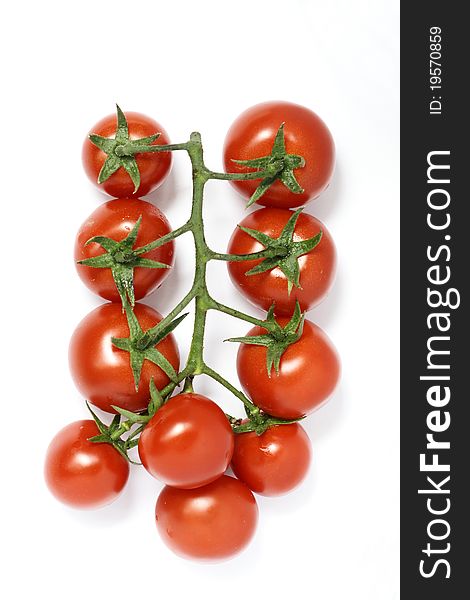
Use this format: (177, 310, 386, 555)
(230, 124, 305, 208)
(233, 414, 304, 436)
(85, 402, 134, 462)
(89, 105, 166, 193)
(226, 302, 305, 376)
(111, 406, 151, 424)
(148, 377, 164, 416)
(78, 214, 171, 306)
(135, 311, 189, 351)
(86, 377, 168, 457)
(232, 208, 323, 295)
(231, 403, 305, 436)
(111, 301, 186, 390)
(103, 377, 165, 438)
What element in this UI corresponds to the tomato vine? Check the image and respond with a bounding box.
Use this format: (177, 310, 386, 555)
(89, 128, 307, 451)
(47, 103, 338, 560)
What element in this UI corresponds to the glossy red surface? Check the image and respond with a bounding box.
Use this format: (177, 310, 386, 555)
(231, 423, 312, 496)
(228, 207, 336, 315)
(139, 393, 234, 489)
(82, 111, 172, 197)
(75, 197, 174, 302)
(44, 420, 129, 509)
(223, 101, 335, 208)
(155, 475, 258, 561)
(237, 318, 340, 419)
(69, 303, 179, 413)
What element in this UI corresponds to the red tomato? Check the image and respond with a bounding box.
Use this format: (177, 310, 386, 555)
(155, 475, 258, 561)
(75, 198, 174, 302)
(224, 101, 335, 208)
(138, 393, 234, 489)
(227, 207, 336, 315)
(44, 420, 129, 509)
(231, 423, 312, 496)
(69, 303, 179, 414)
(82, 111, 172, 197)
(237, 318, 340, 419)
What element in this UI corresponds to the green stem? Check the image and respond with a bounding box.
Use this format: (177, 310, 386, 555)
(206, 297, 276, 331)
(207, 169, 272, 181)
(139, 287, 196, 349)
(148, 132, 274, 396)
(134, 221, 191, 255)
(105, 130, 296, 450)
(202, 364, 258, 416)
(126, 424, 145, 441)
(144, 131, 277, 384)
(184, 135, 211, 375)
(160, 365, 193, 398)
(210, 248, 282, 262)
(110, 419, 133, 441)
(117, 142, 191, 155)
(182, 376, 194, 394)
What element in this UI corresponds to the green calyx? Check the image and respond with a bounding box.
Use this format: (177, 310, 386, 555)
(227, 302, 306, 377)
(89, 105, 162, 192)
(109, 378, 164, 425)
(229, 401, 303, 435)
(233, 414, 303, 435)
(111, 299, 188, 390)
(86, 402, 143, 463)
(77, 215, 170, 306)
(147, 378, 164, 416)
(87, 381, 165, 462)
(232, 123, 305, 207)
(88, 379, 167, 462)
(239, 208, 322, 294)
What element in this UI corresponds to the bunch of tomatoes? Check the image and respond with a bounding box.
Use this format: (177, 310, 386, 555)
(44, 101, 340, 562)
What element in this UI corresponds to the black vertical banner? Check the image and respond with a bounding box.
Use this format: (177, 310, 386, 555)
(401, 3, 468, 598)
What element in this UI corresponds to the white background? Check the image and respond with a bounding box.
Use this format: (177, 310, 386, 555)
(1, 1, 399, 598)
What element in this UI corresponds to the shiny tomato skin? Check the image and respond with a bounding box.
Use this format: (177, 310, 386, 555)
(138, 393, 234, 489)
(231, 423, 312, 496)
(82, 111, 172, 198)
(75, 198, 174, 302)
(68, 303, 179, 414)
(44, 420, 129, 509)
(237, 318, 340, 419)
(224, 101, 335, 208)
(155, 475, 258, 561)
(228, 207, 336, 315)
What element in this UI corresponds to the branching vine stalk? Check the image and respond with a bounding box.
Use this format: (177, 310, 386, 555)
(140, 131, 276, 407)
